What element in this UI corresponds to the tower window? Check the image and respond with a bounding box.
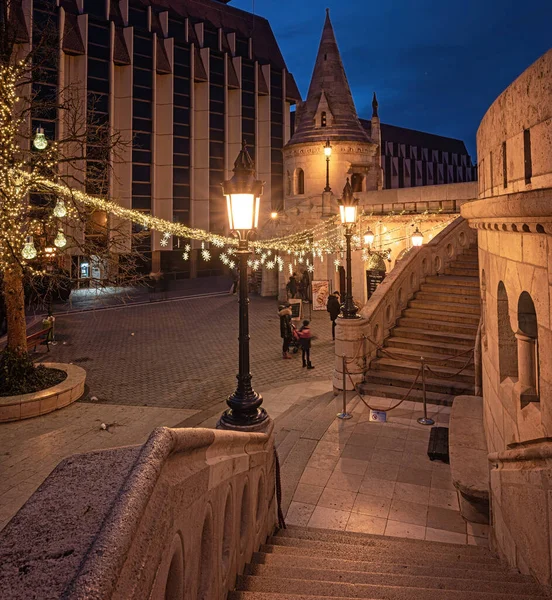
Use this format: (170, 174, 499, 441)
(294, 168, 305, 195)
(321, 111, 327, 127)
(524, 128, 532, 184)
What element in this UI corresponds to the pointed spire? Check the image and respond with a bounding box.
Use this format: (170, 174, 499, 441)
(287, 10, 370, 145)
(372, 92, 379, 118)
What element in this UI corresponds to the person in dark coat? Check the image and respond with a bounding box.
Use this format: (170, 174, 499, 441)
(326, 291, 341, 340)
(278, 303, 293, 359)
(298, 320, 314, 369)
(286, 274, 297, 299)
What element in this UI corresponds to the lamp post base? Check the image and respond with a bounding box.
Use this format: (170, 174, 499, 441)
(217, 407, 272, 433)
(417, 416, 435, 426)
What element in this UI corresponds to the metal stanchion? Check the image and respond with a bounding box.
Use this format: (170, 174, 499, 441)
(338, 355, 353, 420)
(417, 357, 435, 425)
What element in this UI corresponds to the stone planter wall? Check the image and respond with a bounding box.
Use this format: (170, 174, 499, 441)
(0, 363, 86, 422)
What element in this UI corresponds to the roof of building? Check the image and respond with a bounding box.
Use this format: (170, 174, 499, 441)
(287, 10, 371, 146)
(360, 118, 470, 155)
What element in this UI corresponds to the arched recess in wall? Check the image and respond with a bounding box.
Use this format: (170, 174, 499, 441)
(497, 282, 518, 381)
(286, 171, 292, 196)
(294, 168, 305, 195)
(518, 291, 539, 402)
(321, 111, 327, 127)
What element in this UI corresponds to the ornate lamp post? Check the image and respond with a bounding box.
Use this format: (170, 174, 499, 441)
(324, 139, 332, 192)
(338, 179, 360, 319)
(217, 143, 270, 432)
(411, 227, 424, 247)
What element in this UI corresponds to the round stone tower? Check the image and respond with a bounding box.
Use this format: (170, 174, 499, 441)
(283, 9, 382, 217)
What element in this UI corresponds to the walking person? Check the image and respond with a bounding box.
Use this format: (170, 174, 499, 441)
(326, 291, 341, 340)
(279, 303, 293, 359)
(286, 274, 297, 299)
(298, 319, 314, 369)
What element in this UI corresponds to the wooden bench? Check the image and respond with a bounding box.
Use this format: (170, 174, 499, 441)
(449, 395, 490, 524)
(26, 328, 52, 353)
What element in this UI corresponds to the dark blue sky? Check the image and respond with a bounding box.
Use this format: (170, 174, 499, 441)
(232, 0, 552, 160)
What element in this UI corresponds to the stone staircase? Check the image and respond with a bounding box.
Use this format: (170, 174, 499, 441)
(358, 246, 481, 405)
(230, 525, 545, 599)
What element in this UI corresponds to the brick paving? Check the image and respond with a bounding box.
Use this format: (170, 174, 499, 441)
(44, 295, 335, 411)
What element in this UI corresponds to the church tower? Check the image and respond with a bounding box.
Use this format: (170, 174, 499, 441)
(283, 9, 382, 216)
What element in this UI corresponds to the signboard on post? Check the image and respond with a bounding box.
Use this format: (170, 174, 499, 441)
(288, 298, 303, 321)
(366, 270, 386, 299)
(312, 280, 330, 311)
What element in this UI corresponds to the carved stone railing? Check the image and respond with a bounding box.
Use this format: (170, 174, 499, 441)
(0, 427, 276, 600)
(333, 216, 477, 390)
(488, 438, 552, 586)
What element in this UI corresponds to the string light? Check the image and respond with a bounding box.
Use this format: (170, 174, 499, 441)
(54, 229, 67, 248)
(53, 198, 67, 218)
(21, 236, 37, 260)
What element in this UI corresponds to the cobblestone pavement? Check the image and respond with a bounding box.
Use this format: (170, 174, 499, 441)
(44, 295, 335, 411)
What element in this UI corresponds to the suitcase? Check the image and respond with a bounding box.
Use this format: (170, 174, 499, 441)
(427, 426, 449, 463)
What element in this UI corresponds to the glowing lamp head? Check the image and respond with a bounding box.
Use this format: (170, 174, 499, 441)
(54, 229, 67, 248)
(363, 228, 375, 246)
(53, 198, 67, 218)
(411, 227, 424, 247)
(324, 139, 332, 158)
(44, 246, 56, 258)
(223, 142, 263, 235)
(33, 126, 48, 150)
(338, 178, 359, 226)
(22, 236, 37, 260)
(270, 211, 279, 219)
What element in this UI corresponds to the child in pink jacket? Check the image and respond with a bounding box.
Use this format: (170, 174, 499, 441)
(298, 320, 314, 369)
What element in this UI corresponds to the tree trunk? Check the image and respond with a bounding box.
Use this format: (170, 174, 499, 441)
(3, 266, 27, 354)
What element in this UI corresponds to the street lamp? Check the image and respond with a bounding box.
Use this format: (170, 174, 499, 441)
(338, 179, 360, 319)
(411, 227, 424, 247)
(217, 142, 269, 432)
(363, 228, 375, 247)
(324, 139, 332, 193)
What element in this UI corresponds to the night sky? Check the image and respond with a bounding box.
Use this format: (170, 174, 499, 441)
(231, 0, 552, 160)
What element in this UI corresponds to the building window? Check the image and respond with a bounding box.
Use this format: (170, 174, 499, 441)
(502, 141, 508, 189)
(524, 128, 532, 184)
(294, 168, 305, 195)
(351, 173, 364, 193)
(517, 291, 539, 406)
(497, 282, 518, 382)
(321, 111, 327, 127)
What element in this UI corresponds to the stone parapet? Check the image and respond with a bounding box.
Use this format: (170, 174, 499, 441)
(333, 216, 476, 390)
(0, 426, 276, 600)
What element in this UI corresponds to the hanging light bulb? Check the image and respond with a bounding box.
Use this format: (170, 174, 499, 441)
(363, 228, 375, 246)
(53, 198, 67, 218)
(33, 126, 48, 150)
(411, 227, 424, 247)
(22, 236, 37, 259)
(54, 229, 67, 248)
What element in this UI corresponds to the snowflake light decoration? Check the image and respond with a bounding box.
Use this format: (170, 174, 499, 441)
(288, 264, 293, 274)
(213, 238, 224, 248)
(185, 244, 191, 252)
(267, 261, 275, 269)
(307, 264, 314, 273)
(253, 260, 260, 270)
(182, 252, 189, 261)
(334, 259, 341, 267)
(229, 260, 236, 269)
(160, 232, 171, 247)
(201, 249, 211, 261)
(227, 247, 235, 255)
(247, 259, 253, 267)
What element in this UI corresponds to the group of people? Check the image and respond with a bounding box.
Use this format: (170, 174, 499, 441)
(286, 270, 311, 301)
(278, 303, 314, 369)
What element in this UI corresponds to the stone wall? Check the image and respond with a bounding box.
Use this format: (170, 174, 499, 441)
(0, 427, 277, 600)
(477, 49, 552, 198)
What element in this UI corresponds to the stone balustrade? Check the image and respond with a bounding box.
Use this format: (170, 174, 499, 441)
(0, 426, 276, 600)
(333, 216, 476, 390)
(488, 438, 552, 586)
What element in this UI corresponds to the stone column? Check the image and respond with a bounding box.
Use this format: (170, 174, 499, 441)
(515, 330, 538, 404)
(333, 318, 367, 391)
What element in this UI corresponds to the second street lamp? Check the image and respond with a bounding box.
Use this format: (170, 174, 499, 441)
(217, 142, 269, 432)
(338, 179, 360, 319)
(324, 139, 332, 193)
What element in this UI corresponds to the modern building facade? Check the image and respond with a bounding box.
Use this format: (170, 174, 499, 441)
(15, 0, 300, 277)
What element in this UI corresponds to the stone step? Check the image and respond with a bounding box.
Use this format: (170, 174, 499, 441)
(274, 526, 486, 555)
(357, 382, 455, 405)
(445, 266, 480, 277)
(409, 299, 481, 315)
(415, 291, 481, 306)
(252, 552, 535, 584)
(424, 275, 480, 288)
(386, 336, 473, 357)
(402, 307, 480, 325)
(420, 282, 480, 297)
(397, 316, 479, 335)
(378, 345, 476, 367)
(372, 357, 475, 385)
(261, 539, 498, 568)
(234, 575, 541, 600)
(363, 370, 474, 396)
(452, 259, 480, 268)
(243, 565, 545, 597)
(390, 326, 476, 346)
